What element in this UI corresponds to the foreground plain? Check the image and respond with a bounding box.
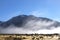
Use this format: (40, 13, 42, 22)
(0, 34, 60, 40)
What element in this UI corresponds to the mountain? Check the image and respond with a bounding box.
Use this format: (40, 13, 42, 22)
(0, 15, 60, 34)
(0, 21, 3, 25)
(0, 21, 2, 23)
(0, 15, 60, 29)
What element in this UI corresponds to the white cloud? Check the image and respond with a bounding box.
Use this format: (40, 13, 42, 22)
(0, 25, 60, 34)
(36, 27, 60, 34)
(0, 18, 59, 34)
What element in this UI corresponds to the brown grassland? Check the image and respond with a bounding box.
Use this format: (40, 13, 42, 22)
(0, 34, 60, 40)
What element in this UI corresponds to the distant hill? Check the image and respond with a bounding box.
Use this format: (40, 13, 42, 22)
(0, 15, 60, 28)
(0, 15, 60, 34)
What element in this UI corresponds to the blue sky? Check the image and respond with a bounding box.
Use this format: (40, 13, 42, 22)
(0, 0, 60, 21)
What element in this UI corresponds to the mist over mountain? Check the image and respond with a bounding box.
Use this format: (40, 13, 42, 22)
(0, 15, 60, 34)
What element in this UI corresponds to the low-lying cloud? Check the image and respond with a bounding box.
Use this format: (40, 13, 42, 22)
(0, 19, 60, 34)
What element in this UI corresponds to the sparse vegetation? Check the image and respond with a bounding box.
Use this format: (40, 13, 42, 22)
(0, 34, 59, 40)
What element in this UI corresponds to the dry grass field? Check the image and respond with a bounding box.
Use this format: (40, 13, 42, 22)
(0, 34, 60, 40)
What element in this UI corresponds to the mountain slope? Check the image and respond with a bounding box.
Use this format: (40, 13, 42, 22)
(0, 15, 60, 28)
(0, 15, 60, 34)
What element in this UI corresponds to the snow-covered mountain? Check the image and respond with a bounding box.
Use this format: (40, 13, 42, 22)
(0, 15, 60, 34)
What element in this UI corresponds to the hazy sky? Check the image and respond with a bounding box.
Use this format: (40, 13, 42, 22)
(0, 0, 60, 21)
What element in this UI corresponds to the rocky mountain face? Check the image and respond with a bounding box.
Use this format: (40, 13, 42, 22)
(0, 15, 60, 29)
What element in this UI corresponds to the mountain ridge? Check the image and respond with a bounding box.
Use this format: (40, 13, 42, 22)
(0, 15, 60, 34)
(0, 15, 60, 29)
